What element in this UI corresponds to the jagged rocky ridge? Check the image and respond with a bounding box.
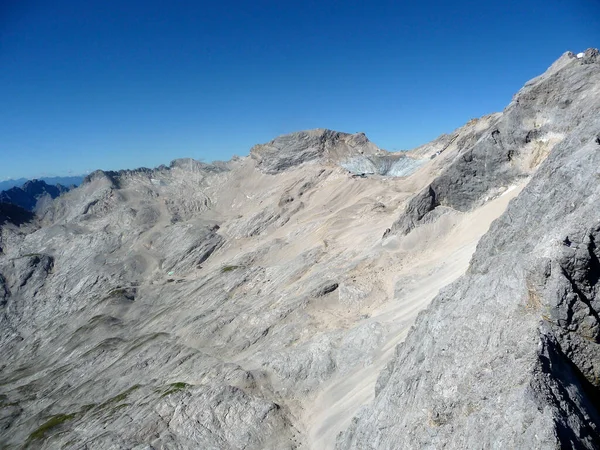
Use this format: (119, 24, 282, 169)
(0, 179, 74, 213)
(390, 49, 600, 236)
(0, 176, 84, 193)
(0, 49, 598, 449)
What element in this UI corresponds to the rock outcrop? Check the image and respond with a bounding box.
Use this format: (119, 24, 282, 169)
(250, 129, 377, 174)
(390, 49, 599, 236)
(250, 128, 426, 177)
(339, 49, 600, 449)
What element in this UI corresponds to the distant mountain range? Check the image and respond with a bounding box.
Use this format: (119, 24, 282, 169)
(0, 177, 83, 212)
(0, 175, 84, 192)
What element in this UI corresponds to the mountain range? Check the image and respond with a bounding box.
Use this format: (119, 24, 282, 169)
(0, 49, 599, 449)
(0, 180, 76, 213)
(0, 176, 84, 192)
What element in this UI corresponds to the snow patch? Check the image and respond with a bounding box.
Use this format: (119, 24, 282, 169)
(577, 52, 585, 59)
(341, 155, 427, 177)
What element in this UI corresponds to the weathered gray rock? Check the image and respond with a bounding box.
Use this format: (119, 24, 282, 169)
(338, 50, 600, 449)
(250, 128, 429, 177)
(391, 50, 600, 235)
(252, 129, 392, 174)
(0, 151, 388, 448)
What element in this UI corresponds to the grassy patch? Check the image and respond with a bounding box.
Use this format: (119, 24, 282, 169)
(160, 382, 190, 398)
(221, 265, 241, 273)
(110, 403, 130, 412)
(108, 287, 128, 297)
(80, 404, 96, 413)
(25, 403, 96, 442)
(98, 384, 141, 409)
(28, 413, 76, 441)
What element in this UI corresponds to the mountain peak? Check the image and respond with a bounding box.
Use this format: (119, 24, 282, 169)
(249, 129, 380, 174)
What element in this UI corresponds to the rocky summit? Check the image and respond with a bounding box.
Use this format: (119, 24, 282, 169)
(1, 49, 599, 449)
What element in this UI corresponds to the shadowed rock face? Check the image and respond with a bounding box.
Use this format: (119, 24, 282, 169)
(391, 48, 600, 236)
(0, 203, 34, 227)
(0, 179, 72, 212)
(1, 50, 599, 450)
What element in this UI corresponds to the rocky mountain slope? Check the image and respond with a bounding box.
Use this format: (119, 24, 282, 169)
(0, 49, 599, 449)
(339, 48, 600, 449)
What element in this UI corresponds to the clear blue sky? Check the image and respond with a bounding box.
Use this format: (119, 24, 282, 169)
(1, 0, 598, 180)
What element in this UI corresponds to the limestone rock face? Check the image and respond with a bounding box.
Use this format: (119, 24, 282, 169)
(250, 128, 427, 177)
(338, 50, 600, 449)
(391, 50, 600, 236)
(250, 129, 376, 174)
(1, 50, 599, 450)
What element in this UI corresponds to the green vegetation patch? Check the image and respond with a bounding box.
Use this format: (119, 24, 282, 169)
(80, 404, 96, 413)
(98, 384, 141, 409)
(26, 403, 97, 442)
(28, 413, 76, 441)
(108, 287, 128, 297)
(160, 382, 190, 398)
(110, 403, 130, 412)
(221, 265, 242, 273)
